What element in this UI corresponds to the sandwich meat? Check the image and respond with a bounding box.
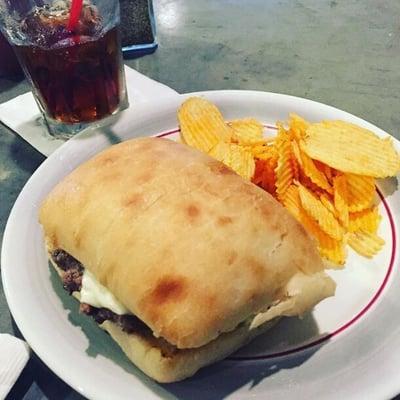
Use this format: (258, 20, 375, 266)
(39, 137, 335, 383)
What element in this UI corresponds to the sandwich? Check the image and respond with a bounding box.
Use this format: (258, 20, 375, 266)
(39, 137, 335, 383)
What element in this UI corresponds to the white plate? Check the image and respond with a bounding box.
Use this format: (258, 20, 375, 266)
(2, 91, 400, 400)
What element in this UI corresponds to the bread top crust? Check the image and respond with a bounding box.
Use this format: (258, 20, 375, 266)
(39, 137, 326, 349)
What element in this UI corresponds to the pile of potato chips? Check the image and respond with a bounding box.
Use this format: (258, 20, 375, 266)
(178, 97, 400, 267)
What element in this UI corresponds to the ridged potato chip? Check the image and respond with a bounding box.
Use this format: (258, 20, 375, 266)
(231, 145, 255, 180)
(300, 120, 400, 178)
(281, 185, 345, 266)
(298, 184, 344, 240)
(229, 118, 265, 145)
(333, 175, 349, 228)
(345, 173, 376, 212)
(320, 194, 337, 216)
(209, 141, 231, 164)
(349, 208, 381, 233)
(252, 158, 277, 195)
(289, 113, 310, 141)
(314, 160, 334, 184)
(291, 153, 300, 181)
(348, 230, 385, 258)
(282, 185, 301, 219)
(210, 142, 255, 180)
(262, 158, 277, 196)
(275, 126, 294, 199)
(298, 170, 325, 197)
(250, 144, 267, 157)
(300, 150, 332, 193)
(178, 97, 232, 153)
(251, 144, 278, 160)
(291, 140, 302, 166)
(287, 193, 346, 268)
(318, 232, 346, 267)
(252, 159, 266, 186)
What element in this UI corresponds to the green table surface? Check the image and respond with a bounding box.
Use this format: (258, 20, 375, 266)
(1, 0, 399, 398)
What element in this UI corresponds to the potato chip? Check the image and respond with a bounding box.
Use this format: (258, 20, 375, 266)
(282, 185, 312, 227)
(209, 141, 231, 164)
(291, 140, 303, 166)
(178, 97, 232, 153)
(302, 211, 345, 266)
(320, 194, 337, 216)
(282, 185, 301, 219)
(230, 145, 255, 180)
(275, 126, 294, 199)
(314, 160, 334, 184)
(318, 232, 346, 267)
(261, 157, 277, 195)
(252, 159, 266, 186)
(251, 144, 278, 160)
(210, 142, 254, 180)
(300, 120, 400, 177)
(291, 152, 300, 181)
(300, 150, 332, 193)
(298, 184, 344, 240)
(349, 207, 381, 233)
(252, 151, 277, 195)
(345, 173, 376, 212)
(333, 175, 349, 228)
(229, 118, 266, 145)
(348, 230, 385, 258)
(249, 144, 267, 156)
(298, 170, 325, 196)
(288, 113, 310, 141)
(281, 185, 345, 266)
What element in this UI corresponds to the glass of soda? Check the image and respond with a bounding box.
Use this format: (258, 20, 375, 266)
(0, 0, 128, 138)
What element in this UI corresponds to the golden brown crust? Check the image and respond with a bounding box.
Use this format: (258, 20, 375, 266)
(99, 318, 278, 383)
(40, 137, 332, 349)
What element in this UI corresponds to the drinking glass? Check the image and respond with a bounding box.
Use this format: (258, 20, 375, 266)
(0, 0, 128, 138)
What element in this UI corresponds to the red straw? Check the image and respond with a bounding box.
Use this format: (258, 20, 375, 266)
(67, 0, 83, 32)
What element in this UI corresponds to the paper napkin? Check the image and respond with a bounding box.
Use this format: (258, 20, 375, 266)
(0, 334, 31, 399)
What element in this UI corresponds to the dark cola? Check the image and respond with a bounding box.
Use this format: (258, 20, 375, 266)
(13, 3, 126, 123)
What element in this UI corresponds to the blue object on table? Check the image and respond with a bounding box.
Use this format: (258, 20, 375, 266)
(120, 0, 158, 59)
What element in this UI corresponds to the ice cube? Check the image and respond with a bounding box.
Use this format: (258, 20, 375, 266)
(21, 1, 103, 48)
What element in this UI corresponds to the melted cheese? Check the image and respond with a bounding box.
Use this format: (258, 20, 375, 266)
(80, 269, 130, 315)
